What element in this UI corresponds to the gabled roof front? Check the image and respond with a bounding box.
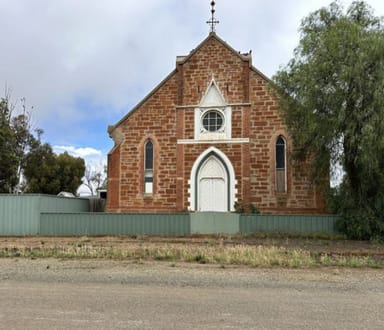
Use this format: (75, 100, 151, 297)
(108, 32, 271, 138)
(176, 32, 271, 81)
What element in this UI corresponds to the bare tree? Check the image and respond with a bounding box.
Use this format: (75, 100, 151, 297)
(83, 165, 107, 196)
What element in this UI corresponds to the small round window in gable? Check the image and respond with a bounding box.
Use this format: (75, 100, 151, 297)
(202, 110, 224, 132)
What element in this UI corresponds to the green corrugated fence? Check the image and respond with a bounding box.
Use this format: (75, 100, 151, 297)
(38, 212, 339, 236)
(191, 212, 240, 234)
(0, 194, 40, 235)
(240, 214, 338, 234)
(40, 213, 190, 236)
(0, 194, 340, 236)
(0, 194, 89, 235)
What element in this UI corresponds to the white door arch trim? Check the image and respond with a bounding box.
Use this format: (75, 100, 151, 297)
(188, 146, 237, 211)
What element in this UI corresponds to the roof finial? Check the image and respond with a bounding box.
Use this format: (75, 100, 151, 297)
(206, 0, 219, 33)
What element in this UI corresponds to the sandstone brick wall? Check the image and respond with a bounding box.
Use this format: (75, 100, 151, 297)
(107, 74, 179, 212)
(107, 33, 326, 214)
(180, 38, 248, 106)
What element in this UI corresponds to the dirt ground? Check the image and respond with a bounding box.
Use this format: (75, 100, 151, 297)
(0, 258, 384, 329)
(1, 236, 384, 329)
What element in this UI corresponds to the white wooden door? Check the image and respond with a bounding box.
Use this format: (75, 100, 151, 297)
(198, 156, 227, 211)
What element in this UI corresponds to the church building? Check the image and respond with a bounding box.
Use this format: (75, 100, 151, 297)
(106, 13, 326, 214)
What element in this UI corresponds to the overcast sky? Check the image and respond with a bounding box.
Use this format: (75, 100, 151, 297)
(1, 0, 384, 170)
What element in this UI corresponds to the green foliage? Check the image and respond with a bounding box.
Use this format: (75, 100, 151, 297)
(273, 1, 384, 239)
(0, 98, 18, 192)
(234, 200, 259, 214)
(0, 95, 36, 193)
(24, 147, 85, 195)
(23, 143, 59, 194)
(0, 95, 40, 192)
(234, 200, 244, 213)
(331, 182, 384, 240)
(56, 152, 85, 194)
(336, 208, 384, 241)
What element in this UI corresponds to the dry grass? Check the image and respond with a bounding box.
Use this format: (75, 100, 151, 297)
(0, 238, 383, 268)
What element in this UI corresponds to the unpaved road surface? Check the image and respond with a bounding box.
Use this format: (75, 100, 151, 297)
(0, 258, 383, 329)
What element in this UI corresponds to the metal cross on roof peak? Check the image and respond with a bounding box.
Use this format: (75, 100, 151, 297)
(206, 0, 219, 33)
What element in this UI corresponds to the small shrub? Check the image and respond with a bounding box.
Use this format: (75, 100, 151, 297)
(336, 208, 384, 240)
(194, 254, 208, 264)
(234, 200, 259, 214)
(247, 203, 259, 214)
(234, 200, 244, 213)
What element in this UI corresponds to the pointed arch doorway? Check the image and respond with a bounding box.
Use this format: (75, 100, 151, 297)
(198, 155, 228, 211)
(189, 147, 236, 212)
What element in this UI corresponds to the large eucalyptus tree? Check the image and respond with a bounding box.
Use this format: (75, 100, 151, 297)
(273, 1, 384, 239)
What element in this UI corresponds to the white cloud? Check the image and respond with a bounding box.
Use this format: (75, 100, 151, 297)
(53, 145, 102, 158)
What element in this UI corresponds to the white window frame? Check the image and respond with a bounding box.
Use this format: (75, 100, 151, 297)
(194, 106, 232, 140)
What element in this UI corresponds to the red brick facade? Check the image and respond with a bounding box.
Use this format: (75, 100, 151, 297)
(107, 33, 326, 214)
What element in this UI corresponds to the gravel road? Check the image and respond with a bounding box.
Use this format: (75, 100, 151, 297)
(0, 258, 383, 329)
